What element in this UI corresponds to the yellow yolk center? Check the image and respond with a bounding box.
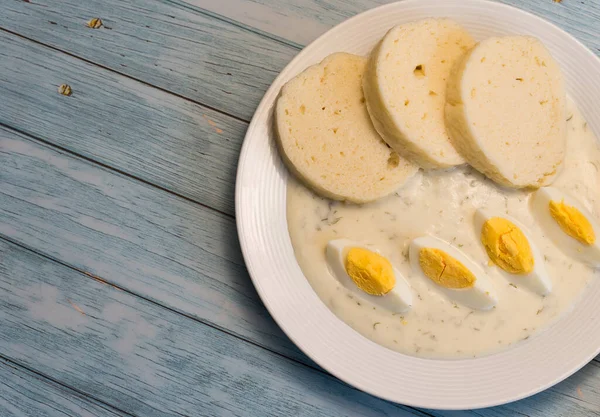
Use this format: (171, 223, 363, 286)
(481, 217, 534, 274)
(418, 248, 476, 289)
(345, 247, 395, 296)
(549, 199, 596, 245)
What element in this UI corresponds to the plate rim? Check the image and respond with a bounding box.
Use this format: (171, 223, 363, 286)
(235, 0, 600, 409)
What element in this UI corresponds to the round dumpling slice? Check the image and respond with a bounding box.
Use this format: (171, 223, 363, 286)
(445, 36, 567, 188)
(275, 53, 417, 203)
(363, 18, 475, 168)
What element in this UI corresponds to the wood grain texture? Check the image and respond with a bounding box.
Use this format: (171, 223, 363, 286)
(0, 359, 128, 417)
(0, 125, 307, 365)
(0, 0, 297, 121)
(0, 239, 430, 417)
(0, 32, 241, 215)
(194, 0, 600, 53)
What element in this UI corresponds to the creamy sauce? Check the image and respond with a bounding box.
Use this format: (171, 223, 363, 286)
(286, 99, 600, 358)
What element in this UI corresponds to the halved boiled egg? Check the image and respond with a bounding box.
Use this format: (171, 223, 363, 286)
(409, 236, 497, 310)
(474, 209, 552, 295)
(326, 239, 413, 313)
(531, 187, 600, 267)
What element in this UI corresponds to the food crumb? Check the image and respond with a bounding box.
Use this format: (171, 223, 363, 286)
(87, 18, 103, 29)
(58, 84, 72, 96)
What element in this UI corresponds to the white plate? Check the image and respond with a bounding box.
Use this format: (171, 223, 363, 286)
(236, 0, 600, 409)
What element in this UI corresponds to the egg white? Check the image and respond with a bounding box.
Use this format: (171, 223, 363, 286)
(409, 236, 498, 310)
(531, 187, 600, 267)
(474, 209, 552, 296)
(326, 239, 413, 313)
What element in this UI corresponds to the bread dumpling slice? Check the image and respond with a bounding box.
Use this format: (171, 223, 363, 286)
(445, 36, 566, 188)
(275, 53, 417, 203)
(363, 19, 475, 169)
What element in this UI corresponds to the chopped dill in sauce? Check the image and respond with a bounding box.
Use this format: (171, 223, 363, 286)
(286, 103, 599, 358)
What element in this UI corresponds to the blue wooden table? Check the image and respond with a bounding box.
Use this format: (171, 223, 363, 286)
(1, 0, 599, 415)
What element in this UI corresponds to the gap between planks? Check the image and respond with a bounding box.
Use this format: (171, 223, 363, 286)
(0, 29, 246, 216)
(0, 0, 301, 122)
(0, 236, 431, 416)
(2, 3, 599, 413)
(3, 0, 600, 368)
(0, 120, 233, 221)
(165, 0, 304, 50)
(0, 128, 433, 416)
(4, 101, 600, 416)
(2, 0, 599, 371)
(0, 26, 249, 126)
(0, 1, 309, 217)
(0, 356, 134, 417)
(0, 233, 331, 382)
(193, 0, 600, 53)
(3, 232, 600, 415)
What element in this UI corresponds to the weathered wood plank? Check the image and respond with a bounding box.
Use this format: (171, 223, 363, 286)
(0, 0, 297, 121)
(0, 31, 241, 215)
(0, 359, 128, 417)
(195, 0, 600, 53)
(0, 125, 308, 365)
(0, 239, 430, 417)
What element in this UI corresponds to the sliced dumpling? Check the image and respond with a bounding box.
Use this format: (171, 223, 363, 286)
(445, 36, 567, 188)
(363, 18, 475, 168)
(275, 53, 417, 203)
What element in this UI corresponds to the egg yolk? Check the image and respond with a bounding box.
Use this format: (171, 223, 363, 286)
(418, 248, 476, 289)
(345, 247, 395, 296)
(481, 217, 534, 274)
(549, 200, 596, 245)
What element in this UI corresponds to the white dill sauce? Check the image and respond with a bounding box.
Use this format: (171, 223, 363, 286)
(286, 99, 600, 358)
